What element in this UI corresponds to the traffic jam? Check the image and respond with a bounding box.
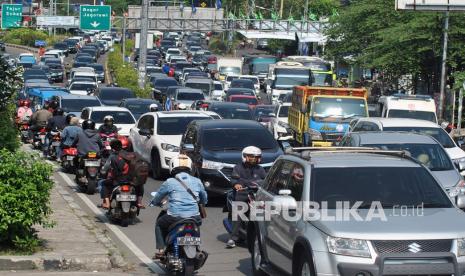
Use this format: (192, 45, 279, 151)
(11, 28, 465, 276)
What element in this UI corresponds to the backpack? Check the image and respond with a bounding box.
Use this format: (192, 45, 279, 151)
(117, 151, 149, 186)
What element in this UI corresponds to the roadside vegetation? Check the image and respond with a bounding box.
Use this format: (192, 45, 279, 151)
(1, 28, 66, 48)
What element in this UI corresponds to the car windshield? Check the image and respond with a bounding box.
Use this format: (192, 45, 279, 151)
(45, 59, 61, 65)
(209, 106, 252, 120)
(220, 67, 240, 75)
(254, 107, 275, 119)
(388, 109, 437, 123)
(20, 56, 35, 62)
(157, 116, 209, 135)
(313, 72, 333, 87)
(61, 99, 101, 112)
(99, 89, 134, 100)
(91, 111, 135, 124)
(383, 127, 456, 148)
(362, 143, 453, 171)
(155, 79, 178, 87)
(54, 43, 67, 49)
(214, 83, 223, 90)
(240, 77, 258, 84)
(125, 103, 154, 113)
(203, 128, 277, 151)
(312, 97, 367, 119)
(232, 80, 254, 89)
(72, 77, 94, 83)
(89, 65, 104, 72)
(177, 92, 205, 101)
(70, 83, 96, 91)
(230, 97, 258, 105)
(185, 82, 211, 94)
(76, 57, 92, 63)
(275, 75, 309, 87)
(311, 167, 452, 209)
(279, 105, 290, 117)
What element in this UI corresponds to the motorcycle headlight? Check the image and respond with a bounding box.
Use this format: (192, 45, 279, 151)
(326, 236, 371, 258)
(457, 238, 465, 256)
(449, 179, 465, 197)
(308, 128, 323, 140)
(202, 159, 224, 170)
(161, 143, 179, 152)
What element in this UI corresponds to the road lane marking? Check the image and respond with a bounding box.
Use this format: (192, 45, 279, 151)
(57, 171, 165, 274)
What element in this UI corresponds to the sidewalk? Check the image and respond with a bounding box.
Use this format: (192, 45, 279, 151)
(0, 171, 128, 273)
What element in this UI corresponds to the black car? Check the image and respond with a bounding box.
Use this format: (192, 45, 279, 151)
(23, 69, 48, 82)
(152, 78, 178, 101)
(74, 56, 93, 67)
(31, 65, 51, 81)
(64, 39, 79, 54)
(0, 41, 5, 51)
(206, 102, 254, 120)
(230, 79, 255, 90)
(53, 42, 69, 56)
(181, 119, 283, 195)
(119, 98, 161, 120)
(95, 87, 136, 106)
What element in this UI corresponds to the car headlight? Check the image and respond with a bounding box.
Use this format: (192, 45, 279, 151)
(449, 179, 465, 197)
(457, 238, 465, 256)
(327, 236, 371, 258)
(308, 128, 323, 140)
(202, 159, 224, 170)
(161, 143, 179, 152)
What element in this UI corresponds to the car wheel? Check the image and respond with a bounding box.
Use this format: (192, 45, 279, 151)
(294, 250, 315, 276)
(151, 150, 162, 180)
(251, 232, 268, 276)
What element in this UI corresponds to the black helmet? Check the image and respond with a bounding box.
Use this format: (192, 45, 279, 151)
(54, 107, 64, 116)
(65, 113, 76, 125)
(82, 119, 96, 130)
(110, 139, 122, 152)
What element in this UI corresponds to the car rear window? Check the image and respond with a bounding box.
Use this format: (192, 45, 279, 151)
(99, 89, 134, 100)
(61, 99, 101, 112)
(157, 116, 209, 135)
(91, 111, 135, 124)
(202, 128, 277, 151)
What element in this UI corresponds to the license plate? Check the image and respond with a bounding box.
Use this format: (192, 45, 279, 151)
(177, 236, 201, 246)
(116, 194, 136, 201)
(52, 141, 60, 146)
(84, 160, 100, 167)
(312, 141, 333, 147)
(66, 156, 74, 160)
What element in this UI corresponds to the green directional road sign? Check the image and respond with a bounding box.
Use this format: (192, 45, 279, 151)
(1, 4, 23, 29)
(79, 5, 111, 31)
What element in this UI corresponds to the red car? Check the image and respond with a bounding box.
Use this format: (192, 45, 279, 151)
(227, 95, 259, 108)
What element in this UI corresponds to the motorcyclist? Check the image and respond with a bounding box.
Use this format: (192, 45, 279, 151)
(60, 115, 82, 159)
(226, 146, 266, 248)
(29, 104, 53, 143)
(73, 119, 103, 158)
(16, 99, 33, 124)
(149, 103, 159, 112)
(151, 154, 207, 259)
(44, 107, 67, 157)
(98, 115, 118, 136)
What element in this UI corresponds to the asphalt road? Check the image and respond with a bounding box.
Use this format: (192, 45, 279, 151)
(8, 44, 254, 275)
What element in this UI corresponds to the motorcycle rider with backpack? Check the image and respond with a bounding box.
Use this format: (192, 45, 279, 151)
(151, 154, 207, 259)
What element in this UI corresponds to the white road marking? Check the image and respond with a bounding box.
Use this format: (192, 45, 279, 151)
(57, 171, 165, 274)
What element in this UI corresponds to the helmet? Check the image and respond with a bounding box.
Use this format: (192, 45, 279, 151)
(82, 119, 96, 130)
(110, 139, 123, 151)
(149, 103, 159, 112)
(104, 115, 114, 125)
(118, 135, 130, 149)
(54, 107, 64, 116)
(177, 103, 187, 110)
(23, 99, 31, 108)
(19, 99, 27, 107)
(66, 113, 76, 125)
(169, 154, 192, 176)
(242, 146, 262, 165)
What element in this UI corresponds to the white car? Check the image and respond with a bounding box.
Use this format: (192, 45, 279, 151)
(165, 48, 182, 62)
(269, 102, 292, 140)
(80, 106, 136, 136)
(97, 40, 109, 52)
(129, 111, 213, 179)
(223, 74, 239, 91)
(44, 49, 65, 64)
(211, 81, 224, 101)
(350, 117, 465, 175)
(69, 81, 97, 96)
(239, 75, 260, 95)
(100, 36, 114, 48)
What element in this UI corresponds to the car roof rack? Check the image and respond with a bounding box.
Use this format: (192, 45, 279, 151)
(285, 147, 420, 163)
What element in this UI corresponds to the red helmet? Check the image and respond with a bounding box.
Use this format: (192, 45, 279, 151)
(118, 135, 130, 149)
(23, 99, 31, 107)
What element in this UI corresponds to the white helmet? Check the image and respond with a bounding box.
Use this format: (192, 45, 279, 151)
(169, 154, 193, 175)
(103, 115, 114, 124)
(149, 103, 159, 112)
(242, 146, 262, 163)
(177, 103, 187, 110)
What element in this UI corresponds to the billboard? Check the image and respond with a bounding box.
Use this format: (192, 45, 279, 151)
(396, 0, 465, 11)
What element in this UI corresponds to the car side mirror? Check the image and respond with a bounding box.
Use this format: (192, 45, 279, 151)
(182, 143, 194, 152)
(455, 161, 465, 172)
(139, 129, 151, 137)
(273, 190, 297, 211)
(457, 195, 465, 209)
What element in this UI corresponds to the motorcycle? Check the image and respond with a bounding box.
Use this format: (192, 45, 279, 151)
(18, 117, 31, 143)
(61, 146, 78, 173)
(32, 127, 47, 150)
(47, 129, 61, 160)
(108, 180, 139, 227)
(75, 151, 100, 194)
(100, 132, 117, 164)
(150, 192, 208, 276)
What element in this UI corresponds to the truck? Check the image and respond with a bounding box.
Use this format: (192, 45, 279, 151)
(284, 56, 334, 86)
(288, 86, 368, 146)
(216, 58, 242, 81)
(377, 94, 437, 123)
(266, 61, 312, 104)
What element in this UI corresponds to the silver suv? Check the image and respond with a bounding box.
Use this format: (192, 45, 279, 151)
(249, 148, 465, 276)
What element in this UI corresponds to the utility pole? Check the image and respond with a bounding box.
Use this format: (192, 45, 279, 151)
(439, 11, 449, 121)
(122, 16, 126, 62)
(138, 0, 149, 89)
(304, 0, 308, 21)
(279, 0, 283, 18)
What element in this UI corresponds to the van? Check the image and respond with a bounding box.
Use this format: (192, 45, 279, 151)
(184, 78, 213, 98)
(378, 94, 438, 123)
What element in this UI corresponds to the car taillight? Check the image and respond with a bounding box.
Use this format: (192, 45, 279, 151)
(121, 185, 130, 192)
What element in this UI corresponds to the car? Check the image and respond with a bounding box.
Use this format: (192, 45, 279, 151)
(165, 85, 184, 101)
(130, 111, 213, 179)
(268, 102, 292, 140)
(230, 79, 255, 92)
(180, 119, 283, 195)
(224, 74, 239, 91)
(53, 42, 69, 56)
(152, 78, 178, 100)
(168, 56, 188, 66)
(340, 131, 464, 195)
(211, 81, 224, 101)
(174, 88, 205, 107)
(31, 65, 51, 82)
(239, 75, 260, 95)
(86, 63, 105, 83)
(59, 94, 102, 117)
(64, 39, 79, 53)
(0, 41, 5, 51)
(69, 81, 97, 96)
(206, 102, 253, 120)
(350, 118, 465, 175)
(256, 38, 268, 49)
(119, 98, 161, 120)
(17, 53, 36, 68)
(23, 69, 48, 82)
(94, 87, 136, 106)
(46, 63, 65, 82)
(184, 78, 213, 98)
(80, 106, 136, 136)
(165, 48, 182, 62)
(228, 95, 259, 108)
(253, 104, 275, 127)
(180, 67, 201, 84)
(69, 71, 98, 87)
(224, 88, 255, 100)
(44, 49, 65, 64)
(183, 71, 210, 84)
(251, 147, 465, 276)
(74, 56, 93, 67)
(172, 61, 192, 80)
